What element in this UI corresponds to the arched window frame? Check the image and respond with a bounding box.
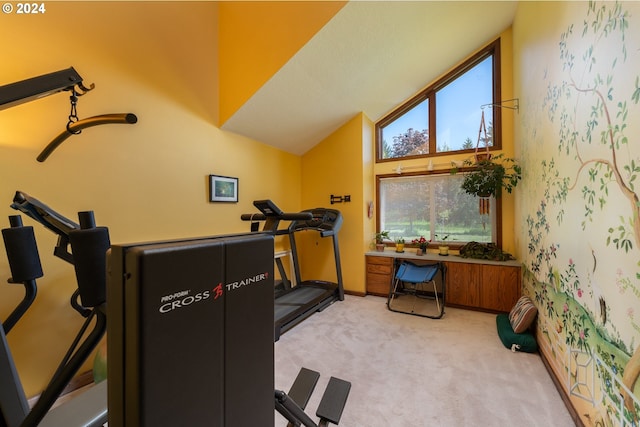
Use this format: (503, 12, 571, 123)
(375, 38, 502, 162)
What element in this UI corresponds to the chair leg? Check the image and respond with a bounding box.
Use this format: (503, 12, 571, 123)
(410, 283, 418, 313)
(389, 278, 401, 306)
(431, 280, 441, 314)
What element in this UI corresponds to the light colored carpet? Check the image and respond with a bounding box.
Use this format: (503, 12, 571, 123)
(275, 295, 575, 427)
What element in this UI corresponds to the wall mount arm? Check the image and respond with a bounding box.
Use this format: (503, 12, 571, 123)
(480, 98, 519, 112)
(37, 113, 138, 162)
(0, 67, 93, 111)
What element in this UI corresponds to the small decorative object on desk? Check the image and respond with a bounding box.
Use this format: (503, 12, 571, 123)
(435, 234, 450, 256)
(411, 236, 429, 256)
(395, 237, 405, 253)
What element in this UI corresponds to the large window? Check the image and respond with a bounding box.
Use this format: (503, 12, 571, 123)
(378, 173, 498, 245)
(376, 39, 501, 161)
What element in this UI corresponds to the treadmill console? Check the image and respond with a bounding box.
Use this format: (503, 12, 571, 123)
(289, 208, 342, 236)
(241, 200, 312, 235)
(253, 199, 284, 217)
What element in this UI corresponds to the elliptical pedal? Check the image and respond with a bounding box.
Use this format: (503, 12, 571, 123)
(316, 376, 351, 425)
(277, 368, 350, 427)
(288, 367, 320, 410)
(283, 367, 321, 427)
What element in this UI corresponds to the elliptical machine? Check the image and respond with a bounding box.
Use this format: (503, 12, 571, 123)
(1, 193, 351, 426)
(0, 191, 109, 427)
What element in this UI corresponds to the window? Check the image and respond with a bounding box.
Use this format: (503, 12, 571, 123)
(377, 172, 499, 245)
(376, 39, 501, 161)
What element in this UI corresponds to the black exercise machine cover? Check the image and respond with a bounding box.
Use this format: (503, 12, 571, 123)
(107, 233, 275, 426)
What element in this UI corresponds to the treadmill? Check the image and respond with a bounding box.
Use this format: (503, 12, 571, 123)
(241, 200, 344, 340)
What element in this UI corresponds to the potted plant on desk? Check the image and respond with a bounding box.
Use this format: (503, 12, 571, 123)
(394, 237, 405, 253)
(374, 230, 390, 252)
(435, 234, 450, 256)
(411, 236, 429, 255)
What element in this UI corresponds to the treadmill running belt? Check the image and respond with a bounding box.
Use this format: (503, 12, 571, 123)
(274, 285, 336, 339)
(275, 287, 328, 319)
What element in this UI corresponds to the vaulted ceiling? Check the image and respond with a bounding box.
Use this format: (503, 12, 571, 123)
(221, 1, 519, 155)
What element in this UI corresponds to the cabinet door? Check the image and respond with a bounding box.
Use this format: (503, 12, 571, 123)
(445, 262, 481, 307)
(480, 265, 521, 312)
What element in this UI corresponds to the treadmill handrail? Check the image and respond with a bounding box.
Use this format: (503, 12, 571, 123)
(240, 213, 312, 222)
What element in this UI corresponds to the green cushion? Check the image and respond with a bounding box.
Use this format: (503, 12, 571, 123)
(496, 313, 538, 353)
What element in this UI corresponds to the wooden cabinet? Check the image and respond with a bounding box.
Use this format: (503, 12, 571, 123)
(445, 262, 481, 307)
(444, 261, 521, 312)
(365, 255, 393, 296)
(366, 253, 521, 313)
(479, 264, 521, 312)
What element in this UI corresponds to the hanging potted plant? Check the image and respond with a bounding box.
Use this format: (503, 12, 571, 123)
(454, 153, 522, 215)
(452, 108, 522, 214)
(474, 109, 492, 163)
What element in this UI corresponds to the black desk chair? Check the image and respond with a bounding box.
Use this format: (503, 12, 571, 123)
(387, 261, 446, 319)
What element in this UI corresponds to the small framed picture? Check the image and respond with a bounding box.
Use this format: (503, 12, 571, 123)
(209, 174, 238, 203)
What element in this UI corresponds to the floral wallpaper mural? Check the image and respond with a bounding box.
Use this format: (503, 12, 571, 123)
(516, 1, 640, 425)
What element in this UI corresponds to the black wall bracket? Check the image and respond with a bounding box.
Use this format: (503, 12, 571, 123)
(330, 195, 351, 204)
(0, 67, 94, 111)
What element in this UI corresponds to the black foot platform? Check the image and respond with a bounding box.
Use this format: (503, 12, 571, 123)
(276, 367, 351, 427)
(316, 377, 351, 425)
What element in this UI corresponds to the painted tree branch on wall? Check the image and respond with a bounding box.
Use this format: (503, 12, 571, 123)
(547, 2, 637, 246)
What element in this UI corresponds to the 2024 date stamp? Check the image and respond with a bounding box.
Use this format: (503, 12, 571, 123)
(2, 3, 47, 14)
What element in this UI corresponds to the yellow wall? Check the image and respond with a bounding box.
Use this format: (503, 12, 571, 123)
(300, 113, 371, 295)
(218, 1, 346, 125)
(0, 2, 301, 397)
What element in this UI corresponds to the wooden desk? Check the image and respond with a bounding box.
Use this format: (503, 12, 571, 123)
(365, 250, 521, 313)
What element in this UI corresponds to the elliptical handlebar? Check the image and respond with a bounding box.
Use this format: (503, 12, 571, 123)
(1, 214, 43, 334)
(11, 191, 79, 264)
(1, 192, 109, 427)
(9, 190, 110, 311)
(11, 191, 79, 237)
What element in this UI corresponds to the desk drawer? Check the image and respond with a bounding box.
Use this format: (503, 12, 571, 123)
(367, 263, 392, 274)
(366, 273, 391, 296)
(366, 256, 392, 274)
(367, 256, 392, 266)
